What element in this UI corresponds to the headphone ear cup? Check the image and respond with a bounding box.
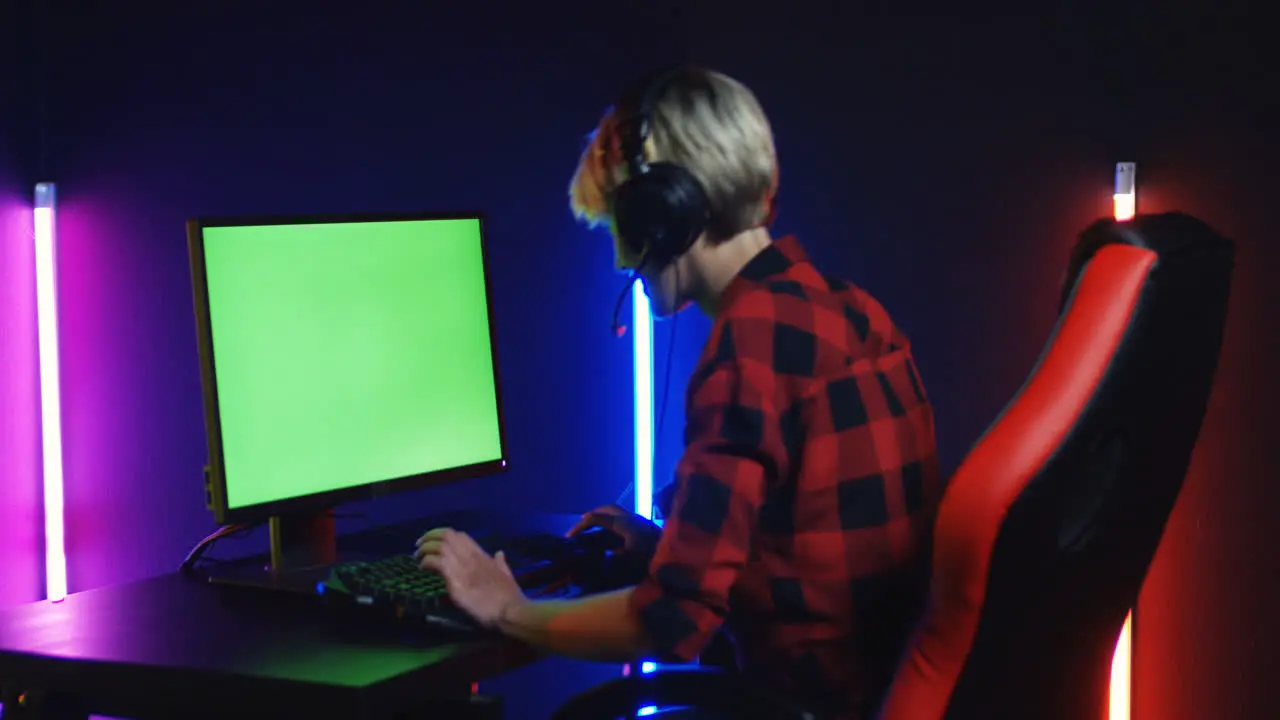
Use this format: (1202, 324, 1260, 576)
(612, 176, 665, 264)
(614, 163, 710, 267)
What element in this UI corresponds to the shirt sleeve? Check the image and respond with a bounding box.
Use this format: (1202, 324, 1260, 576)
(629, 337, 790, 664)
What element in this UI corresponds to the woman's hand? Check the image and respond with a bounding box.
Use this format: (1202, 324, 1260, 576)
(567, 504, 661, 556)
(414, 527, 526, 628)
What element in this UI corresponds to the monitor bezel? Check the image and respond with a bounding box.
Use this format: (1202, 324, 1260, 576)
(187, 210, 510, 526)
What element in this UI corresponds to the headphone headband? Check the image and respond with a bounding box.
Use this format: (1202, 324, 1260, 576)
(617, 66, 685, 182)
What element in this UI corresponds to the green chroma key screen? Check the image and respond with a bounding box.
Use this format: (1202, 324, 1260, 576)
(199, 217, 503, 510)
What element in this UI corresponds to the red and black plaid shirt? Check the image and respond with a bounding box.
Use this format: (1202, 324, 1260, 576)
(630, 236, 942, 719)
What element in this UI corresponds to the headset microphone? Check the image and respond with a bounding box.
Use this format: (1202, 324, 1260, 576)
(610, 247, 652, 337)
(610, 274, 638, 337)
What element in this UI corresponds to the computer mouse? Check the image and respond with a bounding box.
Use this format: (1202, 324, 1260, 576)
(572, 526, 626, 553)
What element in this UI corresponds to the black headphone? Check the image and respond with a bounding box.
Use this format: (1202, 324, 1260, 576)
(612, 67, 713, 273)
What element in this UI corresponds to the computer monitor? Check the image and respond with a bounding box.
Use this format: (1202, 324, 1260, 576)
(187, 211, 508, 575)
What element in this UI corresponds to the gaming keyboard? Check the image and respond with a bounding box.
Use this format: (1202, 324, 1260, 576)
(323, 554, 482, 632)
(321, 528, 624, 632)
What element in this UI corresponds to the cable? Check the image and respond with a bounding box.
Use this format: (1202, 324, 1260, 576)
(655, 309, 678, 461)
(178, 512, 377, 573)
(179, 523, 255, 573)
(615, 288, 680, 511)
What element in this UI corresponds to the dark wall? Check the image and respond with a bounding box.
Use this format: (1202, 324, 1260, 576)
(44, 0, 668, 590)
(19, 1, 1277, 717)
(1126, 137, 1279, 719)
(0, 0, 43, 609)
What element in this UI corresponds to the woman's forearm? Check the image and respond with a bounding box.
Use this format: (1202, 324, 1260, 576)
(498, 586, 649, 663)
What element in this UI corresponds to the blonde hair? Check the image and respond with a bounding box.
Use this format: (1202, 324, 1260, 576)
(568, 67, 779, 239)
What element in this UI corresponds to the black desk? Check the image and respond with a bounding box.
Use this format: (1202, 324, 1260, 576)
(0, 512, 583, 720)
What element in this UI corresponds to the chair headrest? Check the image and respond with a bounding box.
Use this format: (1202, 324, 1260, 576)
(1060, 212, 1233, 312)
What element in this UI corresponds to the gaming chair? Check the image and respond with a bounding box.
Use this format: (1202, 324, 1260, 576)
(550, 212, 1235, 720)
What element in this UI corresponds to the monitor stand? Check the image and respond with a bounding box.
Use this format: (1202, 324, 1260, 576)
(206, 510, 338, 594)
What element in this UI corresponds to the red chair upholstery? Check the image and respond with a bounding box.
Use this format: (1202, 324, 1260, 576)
(550, 212, 1234, 720)
(880, 212, 1233, 720)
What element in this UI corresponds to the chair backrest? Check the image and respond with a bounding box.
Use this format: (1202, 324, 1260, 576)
(878, 213, 1234, 720)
